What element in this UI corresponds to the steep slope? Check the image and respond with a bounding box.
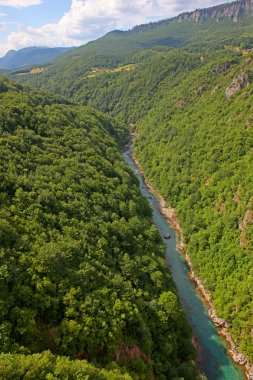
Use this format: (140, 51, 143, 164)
(4, 0, 253, 374)
(178, 0, 253, 22)
(59, 31, 253, 373)
(51, 38, 253, 371)
(133, 50, 253, 368)
(10, 1, 253, 110)
(0, 76, 200, 379)
(0, 46, 73, 69)
(40, 0, 253, 58)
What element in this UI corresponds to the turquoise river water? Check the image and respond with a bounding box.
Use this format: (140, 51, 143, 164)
(123, 143, 245, 380)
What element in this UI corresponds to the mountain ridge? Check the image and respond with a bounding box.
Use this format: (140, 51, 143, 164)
(6, 0, 253, 73)
(178, 0, 253, 22)
(0, 46, 74, 69)
(125, 0, 253, 35)
(2, 1, 253, 71)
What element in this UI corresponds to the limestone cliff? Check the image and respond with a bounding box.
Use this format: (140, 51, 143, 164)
(131, 1, 253, 35)
(177, 0, 253, 22)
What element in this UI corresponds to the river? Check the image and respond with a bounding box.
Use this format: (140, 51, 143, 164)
(123, 142, 244, 380)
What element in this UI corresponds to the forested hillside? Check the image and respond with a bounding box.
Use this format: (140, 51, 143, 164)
(9, 0, 253, 96)
(51, 42, 253, 365)
(0, 76, 200, 379)
(9, 0, 253, 369)
(134, 50, 253, 361)
(2, 0, 253, 377)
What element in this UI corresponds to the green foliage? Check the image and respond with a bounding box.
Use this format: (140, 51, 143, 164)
(0, 351, 133, 379)
(0, 77, 198, 379)
(134, 50, 253, 361)
(10, 12, 253, 107)
(5, 3, 253, 375)
(12, 10, 253, 364)
(20, 19, 250, 362)
(5, 5, 253, 371)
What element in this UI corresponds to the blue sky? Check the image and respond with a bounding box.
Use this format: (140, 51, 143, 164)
(0, 0, 230, 57)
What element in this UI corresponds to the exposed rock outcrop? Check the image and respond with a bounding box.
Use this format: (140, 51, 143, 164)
(212, 61, 235, 75)
(131, 1, 253, 38)
(114, 343, 149, 363)
(178, 0, 253, 23)
(240, 208, 253, 232)
(239, 201, 253, 248)
(225, 71, 249, 98)
(209, 309, 227, 328)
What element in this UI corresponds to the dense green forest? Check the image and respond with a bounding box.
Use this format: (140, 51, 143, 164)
(65, 45, 253, 362)
(134, 51, 253, 360)
(0, 76, 200, 379)
(2, 0, 253, 377)
(10, 4, 253, 368)
(9, 2, 253, 101)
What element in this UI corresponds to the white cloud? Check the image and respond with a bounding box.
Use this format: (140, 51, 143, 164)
(0, 0, 42, 7)
(0, 0, 231, 57)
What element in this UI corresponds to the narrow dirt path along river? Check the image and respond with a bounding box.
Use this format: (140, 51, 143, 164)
(123, 143, 245, 380)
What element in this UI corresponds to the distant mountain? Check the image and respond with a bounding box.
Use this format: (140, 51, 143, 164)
(4, 1, 253, 72)
(11, 0, 253, 90)
(0, 46, 74, 69)
(45, 0, 253, 65)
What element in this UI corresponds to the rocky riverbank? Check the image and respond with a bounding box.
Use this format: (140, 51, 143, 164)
(131, 152, 253, 380)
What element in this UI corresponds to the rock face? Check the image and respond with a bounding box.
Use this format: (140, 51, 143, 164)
(114, 343, 149, 363)
(225, 71, 250, 98)
(177, 0, 253, 23)
(131, 0, 253, 35)
(212, 61, 235, 75)
(208, 309, 227, 328)
(239, 203, 253, 247)
(240, 208, 253, 231)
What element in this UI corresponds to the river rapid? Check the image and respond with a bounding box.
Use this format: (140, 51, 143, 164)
(123, 142, 244, 380)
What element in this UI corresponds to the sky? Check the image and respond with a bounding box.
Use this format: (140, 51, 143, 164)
(0, 0, 231, 57)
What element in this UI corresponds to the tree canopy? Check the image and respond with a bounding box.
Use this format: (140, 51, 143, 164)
(0, 76, 199, 379)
